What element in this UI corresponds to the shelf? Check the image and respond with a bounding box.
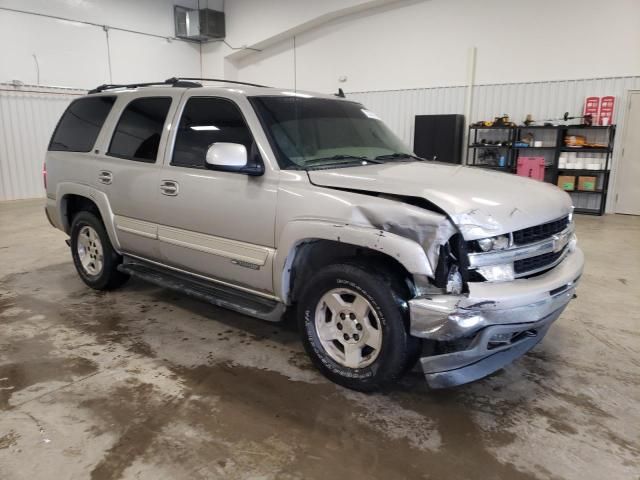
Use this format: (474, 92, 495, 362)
(560, 147, 611, 153)
(469, 126, 515, 130)
(469, 144, 510, 149)
(469, 164, 514, 171)
(564, 125, 614, 130)
(518, 125, 561, 129)
(566, 189, 604, 195)
(557, 169, 609, 174)
(514, 146, 557, 150)
(574, 207, 603, 215)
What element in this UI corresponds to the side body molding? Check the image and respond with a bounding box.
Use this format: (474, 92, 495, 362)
(55, 182, 122, 251)
(274, 220, 433, 302)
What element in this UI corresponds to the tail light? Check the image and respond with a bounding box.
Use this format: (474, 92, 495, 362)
(42, 162, 47, 189)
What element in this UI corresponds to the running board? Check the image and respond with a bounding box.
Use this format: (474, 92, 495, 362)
(117, 257, 285, 322)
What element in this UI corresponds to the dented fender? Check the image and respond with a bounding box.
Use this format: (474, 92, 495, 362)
(274, 220, 435, 302)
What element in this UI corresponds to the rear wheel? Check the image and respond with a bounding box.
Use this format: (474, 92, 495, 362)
(70, 211, 128, 290)
(298, 263, 418, 391)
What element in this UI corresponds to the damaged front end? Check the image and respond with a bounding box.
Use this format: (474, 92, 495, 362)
(315, 191, 584, 389)
(304, 164, 583, 388)
(407, 214, 583, 389)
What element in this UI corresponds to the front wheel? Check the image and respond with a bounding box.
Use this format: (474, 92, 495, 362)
(298, 264, 418, 391)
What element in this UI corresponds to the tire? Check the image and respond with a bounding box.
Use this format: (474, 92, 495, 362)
(70, 211, 129, 290)
(298, 263, 419, 392)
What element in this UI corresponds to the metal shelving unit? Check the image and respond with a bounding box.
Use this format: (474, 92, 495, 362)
(514, 126, 563, 185)
(466, 124, 616, 215)
(466, 126, 517, 173)
(560, 125, 615, 215)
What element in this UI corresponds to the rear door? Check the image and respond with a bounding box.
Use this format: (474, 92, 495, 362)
(93, 90, 183, 259)
(154, 94, 278, 295)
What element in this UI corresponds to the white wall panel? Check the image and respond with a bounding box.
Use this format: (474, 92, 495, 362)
(234, 37, 296, 89)
(108, 30, 201, 84)
(0, 0, 198, 39)
(0, 9, 110, 89)
(351, 77, 640, 145)
(351, 86, 466, 147)
(0, 1, 201, 89)
(223, 0, 392, 51)
(471, 77, 640, 129)
(225, 0, 640, 94)
(0, 85, 83, 201)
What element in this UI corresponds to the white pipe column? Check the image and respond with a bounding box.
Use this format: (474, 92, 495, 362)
(463, 46, 477, 164)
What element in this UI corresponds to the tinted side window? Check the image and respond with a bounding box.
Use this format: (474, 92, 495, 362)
(108, 97, 171, 162)
(49, 96, 116, 152)
(172, 97, 254, 168)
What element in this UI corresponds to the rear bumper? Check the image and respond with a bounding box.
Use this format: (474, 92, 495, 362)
(45, 198, 64, 231)
(44, 206, 56, 229)
(408, 247, 584, 388)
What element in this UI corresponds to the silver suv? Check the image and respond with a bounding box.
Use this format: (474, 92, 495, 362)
(44, 77, 584, 391)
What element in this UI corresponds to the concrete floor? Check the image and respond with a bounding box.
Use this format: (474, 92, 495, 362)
(0, 199, 638, 480)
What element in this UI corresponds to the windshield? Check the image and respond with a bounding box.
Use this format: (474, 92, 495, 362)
(249, 96, 414, 169)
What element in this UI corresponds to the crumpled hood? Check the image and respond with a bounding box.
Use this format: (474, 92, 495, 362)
(307, 162, 573, 239)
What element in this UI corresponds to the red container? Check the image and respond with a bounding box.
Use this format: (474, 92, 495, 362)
(517, 156, 545, 181)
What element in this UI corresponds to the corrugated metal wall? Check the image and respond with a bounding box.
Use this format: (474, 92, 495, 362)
(351, 76, 640, 148)
(0, 84, 84, 201)
(351, 76, 640, 213)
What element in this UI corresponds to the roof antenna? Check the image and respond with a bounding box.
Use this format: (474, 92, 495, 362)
(335, 88, 345, 98)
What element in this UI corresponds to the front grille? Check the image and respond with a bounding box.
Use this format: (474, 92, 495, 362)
(514, 248, 565, 274)
(513, 216, 569, 245)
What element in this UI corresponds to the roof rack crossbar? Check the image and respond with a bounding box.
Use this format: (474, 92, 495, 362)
(175, 77, 270, 88)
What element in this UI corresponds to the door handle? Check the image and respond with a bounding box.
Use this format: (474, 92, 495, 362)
(160, 180, 179, 196)
(98, 170, 113, 185)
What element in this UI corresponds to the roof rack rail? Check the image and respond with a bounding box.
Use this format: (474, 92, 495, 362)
(175, 77, 270, 88)
(87, 76, 269, 95)
(88, 77, 201, 94)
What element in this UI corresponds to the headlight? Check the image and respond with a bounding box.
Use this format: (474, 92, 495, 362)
(475, 234, 510, 252)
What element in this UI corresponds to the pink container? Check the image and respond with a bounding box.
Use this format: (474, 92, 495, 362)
(517, 156, 545, 181)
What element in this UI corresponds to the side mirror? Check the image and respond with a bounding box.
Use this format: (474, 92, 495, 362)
(205, 142, 263, 176)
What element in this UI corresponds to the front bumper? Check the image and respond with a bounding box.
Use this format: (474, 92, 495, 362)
(408, 247, 584, 388)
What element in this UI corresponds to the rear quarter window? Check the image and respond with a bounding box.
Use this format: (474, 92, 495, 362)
(48, 96, 116, 152)
(108, 97, 172, 163)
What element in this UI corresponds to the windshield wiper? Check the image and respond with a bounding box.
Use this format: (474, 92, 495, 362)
(304, 155, 382, 166)
(374, 152, 424, 161)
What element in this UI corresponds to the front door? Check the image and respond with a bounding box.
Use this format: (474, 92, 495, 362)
(155, 95, 278, 295)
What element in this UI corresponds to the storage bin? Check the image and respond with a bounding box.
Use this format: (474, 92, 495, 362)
(517, 156, 545, 181)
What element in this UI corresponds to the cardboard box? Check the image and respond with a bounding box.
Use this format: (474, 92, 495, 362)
(557, 175, 575, 191)
(578, 176, 597, 191)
